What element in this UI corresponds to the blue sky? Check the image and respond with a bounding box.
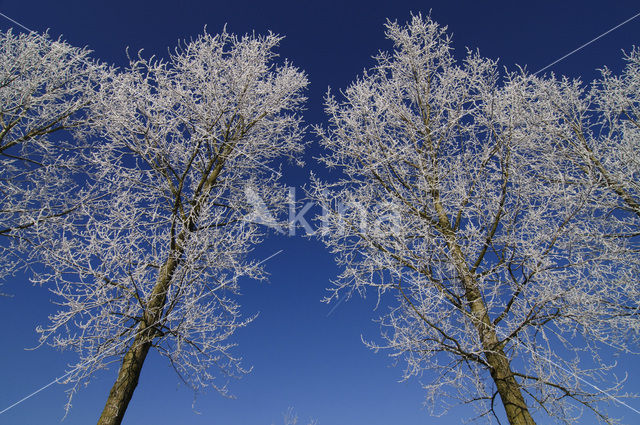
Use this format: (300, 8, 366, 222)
(1, 1, 639, 424)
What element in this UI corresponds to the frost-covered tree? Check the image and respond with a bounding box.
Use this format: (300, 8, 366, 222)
(311, 15, 638, 425)
(510, 47, 640, 266)
(276, 407, 318, 425)
(498, 51, 640, 368)
(0, 29, 108, 282)
(587, 47, 640, 222)
(31, 30, 307, 425)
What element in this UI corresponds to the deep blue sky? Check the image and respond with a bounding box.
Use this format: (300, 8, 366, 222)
(1, 1, 639, 425)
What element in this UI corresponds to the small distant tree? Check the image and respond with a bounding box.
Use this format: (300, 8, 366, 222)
(311, 14, 638, 425)
(0, 29, 108, 282)
(30, 30, 307, 425)
(278, 407, 318, 425)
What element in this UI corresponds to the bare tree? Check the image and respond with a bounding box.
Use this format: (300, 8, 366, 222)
(588, 47, 640, 222)
(310, 14, 638, 425)
(277, 407, 318, 425)
(30, 29, 307, 425)
(511, 47, 640, 258)
(498, 52, 640, 361)
(0, 29, 108, 282)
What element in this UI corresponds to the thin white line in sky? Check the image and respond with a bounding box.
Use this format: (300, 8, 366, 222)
(534, 11, 640, 75)
(0, 11, 35, 33)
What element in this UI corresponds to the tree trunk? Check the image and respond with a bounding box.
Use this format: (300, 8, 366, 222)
(97, 254, 179, 425)
(453, 241, 536, 425)
(96, 332, 152, 425)
(433, 198, 536, 425)
(485, 348, 537, 425)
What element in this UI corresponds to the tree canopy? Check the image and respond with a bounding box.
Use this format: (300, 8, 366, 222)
(311, 14, 639, 425)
